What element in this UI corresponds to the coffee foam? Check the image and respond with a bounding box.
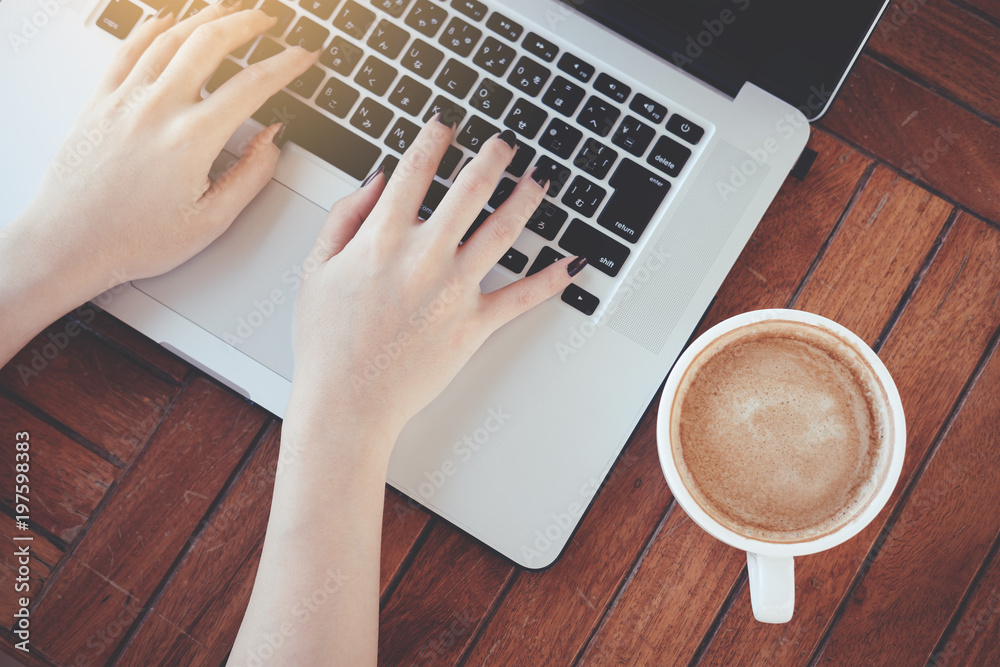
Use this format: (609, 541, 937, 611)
(670, 320, 891, 543)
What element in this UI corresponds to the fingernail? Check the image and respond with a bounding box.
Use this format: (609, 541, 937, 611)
(272, 122, 288, 148)
(529, 167, 548, 189)
(567, 256, 588, 277)
(498, 129, 517, 149)
(155, 6, 173, 18)
(432, 112, 453, 128)
(361, 164, 384, 188)
(220, 0, 242, 9)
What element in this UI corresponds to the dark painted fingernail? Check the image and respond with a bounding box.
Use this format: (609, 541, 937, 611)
(272, 123, 288, 148)
(498, 129, 517, 149)
(567, 256, 588, 277)
(433, 112, 454, 128)
(529, 167, 548, 189)
(361, 164, 384, 188)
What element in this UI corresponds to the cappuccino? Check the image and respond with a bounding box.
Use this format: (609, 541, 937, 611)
(670, 319, 892, 543)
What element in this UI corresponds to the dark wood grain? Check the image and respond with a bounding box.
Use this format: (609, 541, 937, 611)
(963, 0, 1000, 22)
(0, 515, 62, 630)
(930, 537, 1000, 666)
(820, 56, 1000, 225)
(76, 307, 189, 385)
(28, 377, 267, 666)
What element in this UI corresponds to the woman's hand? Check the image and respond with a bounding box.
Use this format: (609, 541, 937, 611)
(289, 119, 585, 454)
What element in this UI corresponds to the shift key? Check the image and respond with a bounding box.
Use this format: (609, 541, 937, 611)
(596, 158, 670, 243)
(252, 90, 381, 181)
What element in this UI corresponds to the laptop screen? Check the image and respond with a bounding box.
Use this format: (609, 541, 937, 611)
(564, 0, 889, 120)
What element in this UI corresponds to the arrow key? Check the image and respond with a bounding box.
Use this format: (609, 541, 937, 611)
(561, 283, 599, 315)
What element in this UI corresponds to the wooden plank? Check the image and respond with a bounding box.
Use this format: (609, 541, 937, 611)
(694, 213, 1000, 664)
(816, 342, 1000, 665)
(963, 0, 1000, 22)
(76, 306, 189, 384)
(697, 130, 873, 332)
(0, 396, 118, 543)
(28, 377, 268, 666)
(0, 514, 62, 629)
(929, 540, 1000, 666)
(794, 164, 953, 345)
(820, 56, 1000, 224)
(0, 318, 180, 463)
(380, 490, 432, 597)
(870, 0, 1000, 119)
(378, 523, 514, 666)
(461, 131, 870, 666)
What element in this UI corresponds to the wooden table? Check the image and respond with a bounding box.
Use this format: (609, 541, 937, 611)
(3, 0, 999, 664)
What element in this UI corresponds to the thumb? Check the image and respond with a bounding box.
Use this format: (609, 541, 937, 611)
(311, 166, 386, 262)
(198, 123, 283, 233)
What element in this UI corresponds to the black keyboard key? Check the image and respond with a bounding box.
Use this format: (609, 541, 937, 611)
(574, 138, 618, 179)
(259, 0, 296, 37)
(507, 140, 535, 177)
(473, 36, 516, 77)
(249, 38, 285, 65)
(486, 12, 522, 42)
(97, 0, 143, 39)
(527, 246, 565, 276)
(647, 135, 691, 178)
(437, 145, 463, 179)
(181, 0, 208, 21)
(597, 158, 670, 243)
(385, 117, 421, 153)
(206, 59, 243, 94)
(541, 76, 586, 117)
(470, 79, 513, 119)
(389, 75, 432, 116)
(526, 200, 567, 241)
(533, 155, 571, 197)
(439, 16, 481, 57)
(401, 39, 444, 79)
(379, 153, 400, 180)
(299, 0, 338, 21)
(503, 98, 547, 140)
(577, 96, 620, 137)
(451, 0, 486, 21)
(507, 56, 550, 97)
(557, 52, 595, 83)
(334, 1, 376, 40)
(523, 31, 558, 62)
(424, 95, 467, 127)
(561, 176, 606, 218)
(367, 19, 410, 58)
(371, 0, 411, 18)
(593, 72, 630, 104)
(457, 115, 499, 152)
(253, 90, 380, 180)
(230, 39, 254, 60)
(350, 97, 394, 137)
(287, 16, 330, 51)
(288, 65, 325, 98)
(558, 219, 630, 277)
(435, 58, 478, 98)
(538, 118, 582, 160)
(418, 180, 449, 220)
(405, 0, 447, 37)
(630, 93, 666, 124)
(355, 55, 398, 96)
(461, 209, 492, 243)
(611, 115, 655, 156)
(321, 36, 364, 75)
(316, 76, 360, 117)
(666, 113, 705, 145)
(499, 247, 528, 273)
(562, 283, 599, 315)
(489, 177, 517, 209)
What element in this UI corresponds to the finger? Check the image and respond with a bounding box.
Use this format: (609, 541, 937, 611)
(480, 256, 584, 331)
(193, 122, 283, 236)
(428, 130, 517, 246)
(193, 45, 319, 144)
(92, 10, 177, 100)
(457, 167, 545, 275)
(368, 116, 454, 226)
(310, 167, 386, 263)
(119, 1, 239, 95)
(157, 9, 287, 104)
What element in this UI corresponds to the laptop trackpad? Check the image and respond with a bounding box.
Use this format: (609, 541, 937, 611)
(135, 173, 346, 380)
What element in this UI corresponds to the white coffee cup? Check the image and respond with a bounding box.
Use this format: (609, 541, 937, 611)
(656, 309, 905, 623)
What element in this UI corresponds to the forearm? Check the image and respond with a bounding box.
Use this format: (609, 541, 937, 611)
(228, 386, 400, 666)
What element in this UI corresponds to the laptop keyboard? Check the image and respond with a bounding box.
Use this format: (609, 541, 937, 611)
(96, 0, 709, 317)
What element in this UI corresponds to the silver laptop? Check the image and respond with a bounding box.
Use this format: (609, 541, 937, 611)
(0, 0, 889, 568)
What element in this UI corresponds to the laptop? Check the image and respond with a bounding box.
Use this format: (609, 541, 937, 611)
(0, 0, 889, 569)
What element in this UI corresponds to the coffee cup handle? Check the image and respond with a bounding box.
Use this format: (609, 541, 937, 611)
(746, 552, 794, 623)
